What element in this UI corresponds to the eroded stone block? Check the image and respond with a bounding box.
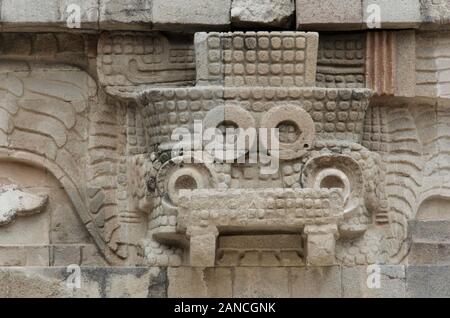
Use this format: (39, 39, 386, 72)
(233, 267, 290, 297)
(231, 0, 295, 28)
(407, 266, 450, 297)
(290, 266, 341, 298)
(152, 0, 231, 30)
(296, 0, 363, 31)
(363, 0, 422, 29)
(0, 185, 48, 226)
(99, 0, 152, 30)
(342, 265, 406, 298)
(1, 0, 99, 30)
(168, 267, 232, 298)
(1, 0, 60, 24)
(0, 267, 166, 298)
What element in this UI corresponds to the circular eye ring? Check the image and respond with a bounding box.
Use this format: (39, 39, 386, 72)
(156, 155, 218, 205)
(167, 168, 206, 205)
(260, 105, 315, 160)
(203, 105, 256, 161)
(313, 168, 351, 203)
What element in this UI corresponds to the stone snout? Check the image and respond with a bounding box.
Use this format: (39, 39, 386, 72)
(0, 184, 49, 226)
(176, 188, 344, 267)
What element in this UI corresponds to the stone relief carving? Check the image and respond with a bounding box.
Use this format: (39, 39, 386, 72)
(0, 184, 48, 226)
(133, 31, 402, 267)
(0, 0, 450, 299)
(0, 27, 449, 272)
(420, 0, 450, 26)
(97, 32, 195, 100)
(317, 33, 365, 89)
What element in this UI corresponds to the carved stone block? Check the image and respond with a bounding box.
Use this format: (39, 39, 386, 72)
(363, 0, 422, 29)
(231, 0, 295, 28)
(296, 0, 363, 31)
(152, 0, 232, 30)
(304, 224, 338, 266)
(195, 31, 318, 87)
(99, 0, 152, 30)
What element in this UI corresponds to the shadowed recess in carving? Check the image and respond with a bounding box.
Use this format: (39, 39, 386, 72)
(417, 196, 450, 221)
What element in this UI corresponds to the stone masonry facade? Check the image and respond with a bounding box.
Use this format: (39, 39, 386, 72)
(1, 0, 450, 298)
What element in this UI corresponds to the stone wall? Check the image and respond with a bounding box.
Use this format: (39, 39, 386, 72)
(0, 0, 450, 298)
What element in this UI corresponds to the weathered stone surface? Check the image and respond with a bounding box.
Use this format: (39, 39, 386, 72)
(99, 0, 152, 30)
(0, 267, 167, 298)
(407, 266, 450, 297)
(290, 266, 341, 298)
(0, 185, 48, 226)
(416, 31, 450, 99)
(420, 0, 450, 28)
(363, 0, 422, 29)
(316, 33, 366, 88)
(233, 267, 290, 297)
(231, 0, 295, 28)
(1, 0, 99, 30)
(51, 245, 82, 266)
(1, 0, 59, 23)
(409, 243, 450, 265)
(152, 0, 231, 30)
(1, 0, 450, 299)
(395, 30, 417, 97)
(168, 267, 232, 298)
(409, 220, 450, 266)
(409, 220, 450, 243)
(296, 0, 363, 30)
(342, 266, 406, 298)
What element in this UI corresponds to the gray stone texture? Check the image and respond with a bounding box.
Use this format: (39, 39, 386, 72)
(0, 267, 167, 298)
(407, 266, 450, 297)
(152, 0, 232, 30)
(1, 0, 99, 30)
(231, 0, 295, 28)
(296, 0, 363, 30)
(99, 0, 152, 30)
(1, 0, 450, 300)
(363, 0, 422, 29)
(0, 0, 449, 32)
(342, 266, 406, 298)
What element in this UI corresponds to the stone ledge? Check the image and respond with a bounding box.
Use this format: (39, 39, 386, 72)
(406, 266, 450, 297)
(0, 267, 167, 298)
(0, 0, 449, 32)
(0, 0, 231, 32)
(0, 265, 449, 297)
(296, 0, 450, 31)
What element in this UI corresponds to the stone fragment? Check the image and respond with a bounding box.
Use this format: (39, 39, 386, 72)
(420, 0, 450, 27)
(0, 185, 48, 226)
(231, 0, 295, 28)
